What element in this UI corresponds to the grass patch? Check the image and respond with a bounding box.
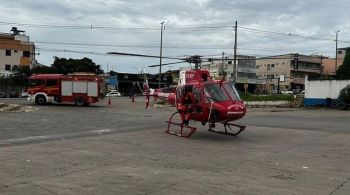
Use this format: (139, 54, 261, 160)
(241, 93, 294, 101)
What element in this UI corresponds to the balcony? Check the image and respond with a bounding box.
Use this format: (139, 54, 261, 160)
(238, 67, 256, 74)
(290, 66, 321, 74)
(292, 77, 305, 84)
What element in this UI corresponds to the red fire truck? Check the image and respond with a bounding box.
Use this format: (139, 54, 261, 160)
(27, 73, 103, 106)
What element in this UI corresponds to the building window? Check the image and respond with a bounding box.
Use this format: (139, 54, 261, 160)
(23, 51, 30, 57)
(12, 65, 18, 71)
(228, 61, 232, 64)
(271, 75, 274, 79)
(267, 75, 270, 79)
(5, 64, 11, 71)
(6, 50, 11, 56)
(14, 50, 18, 53)
(271, 64, 275, 67)
(338, 50, 343, 54)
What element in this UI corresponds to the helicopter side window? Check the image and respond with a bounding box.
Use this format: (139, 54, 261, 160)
(193, 87, 201, 103)
(176, 87, 183, 104)
(193, 87, 203, 113)
(201, 74, 208, 82)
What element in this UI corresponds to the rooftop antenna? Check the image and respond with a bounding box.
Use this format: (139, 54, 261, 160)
(10, 27, 25, 35)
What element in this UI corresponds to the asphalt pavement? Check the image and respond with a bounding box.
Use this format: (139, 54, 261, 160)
(0, 97, 350, 194)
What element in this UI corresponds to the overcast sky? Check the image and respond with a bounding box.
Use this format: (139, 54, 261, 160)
(1, 0, 349, 73)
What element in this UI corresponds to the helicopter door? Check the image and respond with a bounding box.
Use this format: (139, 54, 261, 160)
(191, 87, 204, 120)
(175, 87, 183, 110)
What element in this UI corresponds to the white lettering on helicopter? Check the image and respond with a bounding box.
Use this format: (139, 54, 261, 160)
(186, 73, 194, 79)
(227, 111, 245, 115)
(227, 104, 244, 110)
(227, 105, 235, 109)
(158, 93, 169, 98)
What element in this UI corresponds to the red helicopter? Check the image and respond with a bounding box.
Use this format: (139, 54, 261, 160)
(108, 53, 246, 138)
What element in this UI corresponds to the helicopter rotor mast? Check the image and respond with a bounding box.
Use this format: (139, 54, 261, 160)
(183, 55, 203, 70)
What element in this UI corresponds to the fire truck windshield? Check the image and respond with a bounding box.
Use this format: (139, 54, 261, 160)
(204, 83, 240, 102)
(28, 79, 44, 87)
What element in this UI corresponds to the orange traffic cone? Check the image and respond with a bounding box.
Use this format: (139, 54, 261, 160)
(108, 98, 111, 105)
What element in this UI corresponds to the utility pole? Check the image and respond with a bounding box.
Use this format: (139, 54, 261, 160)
(233, 21, 238, 80)
(159, 21, 164, 88)
(221, 52, 225, 75)
(335, 30, 340, 75)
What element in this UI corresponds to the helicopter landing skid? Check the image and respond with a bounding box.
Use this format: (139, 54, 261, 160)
(208, 122, 246, 136)
(166, 112, 197, 138)
(166, 121, 197, 138)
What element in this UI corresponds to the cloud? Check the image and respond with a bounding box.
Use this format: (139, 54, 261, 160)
(0, 0, 349, 73)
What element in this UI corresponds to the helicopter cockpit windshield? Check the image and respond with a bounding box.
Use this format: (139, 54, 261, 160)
(204, 83, 241, 102)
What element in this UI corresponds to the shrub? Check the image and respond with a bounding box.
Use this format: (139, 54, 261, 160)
(338, 85, 350, 103)
(241, 93, 294, 101)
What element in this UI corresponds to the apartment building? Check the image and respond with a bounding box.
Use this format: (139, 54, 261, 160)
(201, 54, 265, 93)
(322, 47, 349, 75)
(0, 27, 35, 77)
(256, 54, 322, 92)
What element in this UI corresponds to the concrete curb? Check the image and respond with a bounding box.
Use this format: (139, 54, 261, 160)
(244, 101, 290, 106)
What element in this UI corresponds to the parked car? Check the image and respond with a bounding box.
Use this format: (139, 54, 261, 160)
(5, 91, 19, 98)
(106, 90, 121, 97)
(280, 90, 294, 94)
(0, 91, 6, 98)
(20, 91, 29, 98)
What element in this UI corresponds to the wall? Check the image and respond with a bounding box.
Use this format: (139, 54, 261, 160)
(304, 75, 350, 106)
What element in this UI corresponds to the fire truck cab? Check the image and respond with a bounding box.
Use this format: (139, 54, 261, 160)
(27, 73, 103, 106)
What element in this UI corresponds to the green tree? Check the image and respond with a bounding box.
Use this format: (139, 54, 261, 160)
(51, 57, 103, 74)
(336, 48, 350, 79)
(338, 85, 350, 103)
(31, 65, 56, 74)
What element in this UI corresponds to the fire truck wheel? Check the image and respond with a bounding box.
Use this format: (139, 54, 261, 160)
(75, 97, 85, 106)
(35, 95, 47, 105)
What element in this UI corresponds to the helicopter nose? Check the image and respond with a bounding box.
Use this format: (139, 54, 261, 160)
(226, 102, 246, 118)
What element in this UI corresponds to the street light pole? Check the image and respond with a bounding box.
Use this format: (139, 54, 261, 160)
(335, 30, 340, 75)
(159, 21, 164, 88)
(234, 20, 238, 80)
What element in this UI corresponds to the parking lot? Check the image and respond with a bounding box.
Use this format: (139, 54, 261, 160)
(1, 97, 350, 194)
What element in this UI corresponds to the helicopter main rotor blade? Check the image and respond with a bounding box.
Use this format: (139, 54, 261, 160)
(107, 51, 181, 60)
(148, 61, 186, 67)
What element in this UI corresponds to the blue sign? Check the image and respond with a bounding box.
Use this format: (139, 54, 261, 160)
(109, 76, 118, 86)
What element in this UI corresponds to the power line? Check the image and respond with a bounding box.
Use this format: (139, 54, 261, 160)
(1, 40, 334, 53)
(0, 40, 336, 57)
(0, 21, 233, 32)
(238, 26, 350, 43)
(1, 20, 349, 42)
